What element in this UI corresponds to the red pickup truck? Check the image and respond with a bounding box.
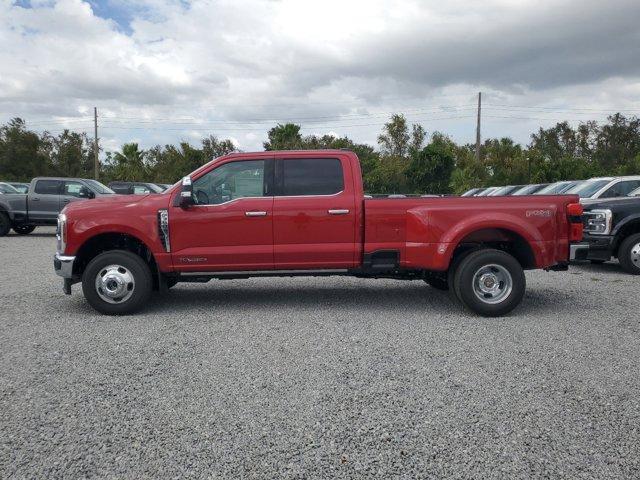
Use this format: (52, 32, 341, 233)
(54, 150, 583, 316)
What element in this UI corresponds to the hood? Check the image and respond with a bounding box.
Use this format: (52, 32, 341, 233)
(63, 194, 148, 214)
(581, 196, 640, 210)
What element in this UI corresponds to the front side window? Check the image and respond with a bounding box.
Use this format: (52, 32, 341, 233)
(63, 181, 87, 197)
(281, 158, 344, 196)
(600, 180, 640, 198)
(34, 180, 61, 195)
(192, 160, 266, 205)
(133, 185, 151, 195)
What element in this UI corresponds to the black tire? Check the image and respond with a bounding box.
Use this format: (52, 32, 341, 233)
(453, 249, 526, 317)
(12, 225, 36, 235)
(424, 275, 448, 290)
(618, 233, 640, 275)
(0, 212, 10, 237)
(447, 248, 478, 303)
(82, 250, 152, 315)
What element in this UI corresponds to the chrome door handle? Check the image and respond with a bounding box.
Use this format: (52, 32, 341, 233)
(245, 211, 267, 217)
(328, 209, 350, 215)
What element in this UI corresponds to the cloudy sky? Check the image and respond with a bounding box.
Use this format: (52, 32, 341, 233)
(1, 0, 639, 155)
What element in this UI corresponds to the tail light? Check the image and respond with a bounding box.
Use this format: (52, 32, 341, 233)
(567, 202, 583, 242)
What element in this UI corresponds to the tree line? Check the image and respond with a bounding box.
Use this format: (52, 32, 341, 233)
(1, 113, 639, 194)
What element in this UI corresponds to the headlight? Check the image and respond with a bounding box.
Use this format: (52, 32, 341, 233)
(56, 213, 67, 253)
(582, 209, 612, 235)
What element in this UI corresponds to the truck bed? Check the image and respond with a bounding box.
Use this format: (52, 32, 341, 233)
(364, 195, 579, 271)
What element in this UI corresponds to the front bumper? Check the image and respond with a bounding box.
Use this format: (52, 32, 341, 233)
(54, 252, 75, 278)
(570, 234, 615, 262)
(54, 253, 77, 295)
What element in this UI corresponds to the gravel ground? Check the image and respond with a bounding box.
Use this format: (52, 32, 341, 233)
(1, 227, 639, 479)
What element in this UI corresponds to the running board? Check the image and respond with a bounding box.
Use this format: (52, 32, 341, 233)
(179, 269, 349, 280)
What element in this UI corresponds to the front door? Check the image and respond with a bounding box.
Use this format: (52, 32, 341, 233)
(273, 157, 357, 269)
(170, 158, 274, 272)
(60, 180, 92, 211)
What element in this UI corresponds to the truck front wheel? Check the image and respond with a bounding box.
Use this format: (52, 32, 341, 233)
(452, 249, 525, 317)
(13, 225, 36, 235)
(0, 212, 10, 237)
(618, 233, 640, 275)
(82, 250, 152, 315)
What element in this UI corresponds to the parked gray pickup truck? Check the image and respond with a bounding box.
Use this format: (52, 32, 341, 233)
(0, 177, 114, 236)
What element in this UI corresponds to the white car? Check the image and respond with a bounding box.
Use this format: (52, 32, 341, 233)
(564, 176, 640, 200)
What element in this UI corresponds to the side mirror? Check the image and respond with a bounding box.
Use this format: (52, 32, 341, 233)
(179, 176, 194, 208)
(79, 187, 95, 199)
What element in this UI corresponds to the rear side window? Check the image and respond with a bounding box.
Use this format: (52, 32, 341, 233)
(34, 180, 61, 195)
(281, 159, 344, 196)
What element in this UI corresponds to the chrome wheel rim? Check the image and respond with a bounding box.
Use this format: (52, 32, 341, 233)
(472, 264, 513, 304)
(631, 242, 640, 267)
(95, 264, 135, 304)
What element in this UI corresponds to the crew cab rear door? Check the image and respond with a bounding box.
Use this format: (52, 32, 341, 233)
(273, 156, 357, 269)
(170, 157, 275, 272)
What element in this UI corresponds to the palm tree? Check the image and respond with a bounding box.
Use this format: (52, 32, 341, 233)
(112, 143, 147, 181)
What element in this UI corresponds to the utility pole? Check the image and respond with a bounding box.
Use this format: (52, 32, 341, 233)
(93, 107, 99, 180)
(475, 92, 481, 162)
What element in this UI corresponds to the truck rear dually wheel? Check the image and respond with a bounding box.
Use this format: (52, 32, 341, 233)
(453, 249, 525, 317)
(82, 250, 152, 315)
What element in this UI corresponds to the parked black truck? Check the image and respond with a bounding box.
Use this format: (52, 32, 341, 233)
(571, 196, 640, 274)
(0, 177, 114, 236)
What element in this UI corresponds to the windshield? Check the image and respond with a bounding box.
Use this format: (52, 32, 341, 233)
(512, 184, 543, 195)
(565, 179, 610, 198)
(535, 182, 571, 195)
(0, 183, 20, 194)
(85, 179, 115, 194)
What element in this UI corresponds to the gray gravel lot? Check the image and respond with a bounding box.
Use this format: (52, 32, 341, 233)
(1, 227, 639, 478)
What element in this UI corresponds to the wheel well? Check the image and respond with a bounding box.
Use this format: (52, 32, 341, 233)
(614, 220, 640, 254)
(451, 228, 536, 270)
(73, 233, 159, 288)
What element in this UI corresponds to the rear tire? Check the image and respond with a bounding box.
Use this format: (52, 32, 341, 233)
(12, 225, 36, 235)
(82, 250, 152, 315)
(453, 249, 526, 317)
(0, 212, 10, 237)
(618, 233, 640, 275)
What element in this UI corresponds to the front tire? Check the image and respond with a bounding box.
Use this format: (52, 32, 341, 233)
(618, 233, 640, 275)
(0, 212, 10, 237)
(82, 250, 152, 315)
(13, 225, 36, 235)
(453, 249, 526, 317)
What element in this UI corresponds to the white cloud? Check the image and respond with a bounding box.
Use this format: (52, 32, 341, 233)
(0, 0, 639, 154)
